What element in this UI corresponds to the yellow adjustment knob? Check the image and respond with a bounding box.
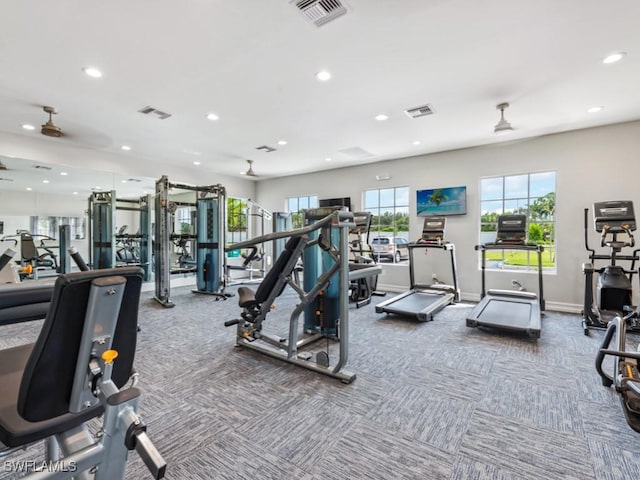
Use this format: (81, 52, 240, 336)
(102, 350, 119, 364)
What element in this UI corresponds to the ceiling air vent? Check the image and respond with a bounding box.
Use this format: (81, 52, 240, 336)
(256, 145, 276, 153)
(293, 0, 348, 27)
(404, 104, 435, 119)
(33, 165, 53, 170)
(137, 106, 172, 120)
(337, 146, 374, 160)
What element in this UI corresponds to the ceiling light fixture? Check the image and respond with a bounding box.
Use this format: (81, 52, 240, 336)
(42, 180, 49, 184)
(316, 70, 331, 81)
(72, 191, 78, 195)
(82, 67, 103, 78)
(121, 145, 131, 151)
(277, 140, 288, 145)
(603, 52, 626, 64)
(26, 187, 33, 191)
(60, 172, 68, 176)
(413, 141, 421, 145)
(22, 124, 35, 130)
(325, 157, 332, 162)
(587, 106, 604, 113)
(375, 114, 389, 121)
(494, 103, 514, 135)
(206, 113, 220, 121)
(193, 161, 201, 165)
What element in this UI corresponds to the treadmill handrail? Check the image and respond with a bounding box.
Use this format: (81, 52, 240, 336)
(476, 243, 544, 252)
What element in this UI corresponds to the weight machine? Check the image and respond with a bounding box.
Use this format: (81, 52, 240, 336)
(87, 191, 152, 280)
(224, 209, 381, 383)
(154, 176, 228, 307)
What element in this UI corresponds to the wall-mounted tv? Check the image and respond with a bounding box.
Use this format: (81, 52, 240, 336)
(416, 186, 467, 217)
(319, 197, 351, 210)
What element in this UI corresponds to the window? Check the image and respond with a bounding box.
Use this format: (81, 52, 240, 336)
(363, 186, 410, 263)
(287, 195, 318, 229)
(30, 216, 86, 240)
(227, 197, 248, 244)
(480, 171, 556, 272)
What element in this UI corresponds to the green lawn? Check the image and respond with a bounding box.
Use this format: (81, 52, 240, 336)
(486, 249, 556, 268)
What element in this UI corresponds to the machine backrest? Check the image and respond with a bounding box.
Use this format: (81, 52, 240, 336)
(496, 215, 527, 244)
(420, 217, 446, 243)
(18, 267, 143, 422)
(20, 233, 39, 262)
(593, 200, 636, 233)
(254, 236, 304, 304)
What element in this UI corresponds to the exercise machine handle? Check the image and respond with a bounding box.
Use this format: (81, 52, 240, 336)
(134, 429, 167, 479)
(584, 207, 596, 259)
(68, 246, 90, 271)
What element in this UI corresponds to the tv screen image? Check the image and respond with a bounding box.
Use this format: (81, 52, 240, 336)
(416, 186, 467, 217)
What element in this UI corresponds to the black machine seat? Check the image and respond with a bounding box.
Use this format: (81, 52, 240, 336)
(238, 236, 304, 311)
(19, 233, 39, 263)
(0, 279, 55, 326)
(0, 267, 143, 448)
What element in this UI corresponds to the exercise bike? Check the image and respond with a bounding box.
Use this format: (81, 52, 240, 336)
(596, 304, 640, 432)
(582, 201, 640, 335)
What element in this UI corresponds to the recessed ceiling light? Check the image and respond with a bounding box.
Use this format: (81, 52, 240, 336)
(316, 70, 331, 81)
(240, 171, 246, 175)
(94, 186, 102, 190)
(72, 191, 78, 195)
(588, 106, 604, 113)
(193, 161, 201, 166)
(42, 180, 49, 184)
(206, 113, 220, 121)
(277, 140, 288, 145)
(26, 187, 33, 191)
(603, 52, 626, 64)
(413, 141, 421, 145)
(22, 124, 35, 130)
(325, 157, 332, 162)
(121, 145, 131, 151)
(375, 114, 389, 121)
(82, 67, 103, 78)
(60, 172, 68, 176)
(121, 180, 128, 183)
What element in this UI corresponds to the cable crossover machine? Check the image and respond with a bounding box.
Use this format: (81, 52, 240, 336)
(154, 175, 229, 308)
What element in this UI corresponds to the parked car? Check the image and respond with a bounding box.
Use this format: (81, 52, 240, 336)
(371, 236, 409, 263)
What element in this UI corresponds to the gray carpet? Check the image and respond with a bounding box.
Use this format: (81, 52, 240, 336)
(2, 286, 640, 479)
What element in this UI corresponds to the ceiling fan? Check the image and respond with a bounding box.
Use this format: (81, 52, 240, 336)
(41, 106, 63, 138)
(243, 159, 258, 177)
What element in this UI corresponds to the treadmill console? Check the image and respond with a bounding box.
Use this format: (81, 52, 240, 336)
(419, 217, 446, 244)
(593, 200, 636, 233)
(495, 215, 526, 245)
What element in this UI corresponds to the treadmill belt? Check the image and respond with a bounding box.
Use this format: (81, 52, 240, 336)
(478, 298, 532, 329)
(388, 292, 444, 313)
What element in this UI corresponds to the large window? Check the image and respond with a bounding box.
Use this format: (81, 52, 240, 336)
(363, 186, 410, 263)
(287, 195, 318, 229)
(480, 171, 556, 272)
(227, 197, 248, 244)
(30, 216, 86, 240)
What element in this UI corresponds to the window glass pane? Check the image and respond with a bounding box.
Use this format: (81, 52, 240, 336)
(309, 196, 319, 208)
(395, 207, 409, 235)
(287, 198, 297, 213)
(504, 174, 528, 199)
(364, 190, 378, 209)
(530, 171, 556, 197)
(299, 197, 309, 210)
(480, 200, 503, 217)
(379, 189, 394, 207)
(480, 177, 503, 201)
(395, 187, 409, 206)
(504, 199, 528, 215)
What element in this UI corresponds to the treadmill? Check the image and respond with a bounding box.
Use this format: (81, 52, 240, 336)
(375, 217, 460, 322)
(466, 215, 545, 339)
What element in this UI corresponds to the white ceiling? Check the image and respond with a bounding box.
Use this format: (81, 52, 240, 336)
(0, 0, 639, 184)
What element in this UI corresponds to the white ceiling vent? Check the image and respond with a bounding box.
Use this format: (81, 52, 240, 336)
(256, 145, 276, 153)
(33, 165, 52, 170)
(337, 146, 374, 160)
(404, 104, 435, 119)
(293, 0, 348, 27)
(137, 106, 172, 120)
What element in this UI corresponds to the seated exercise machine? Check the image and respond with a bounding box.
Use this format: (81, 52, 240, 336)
(224, 209, 381, 383)
(582, 200, 639, 335)
(466, 214, 545, 339)
(375, 217, 460, 322)
(0, 266, 166, 479)
(596, 306, 640, 432)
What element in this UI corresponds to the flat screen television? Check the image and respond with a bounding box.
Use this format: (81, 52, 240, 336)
(416, 186, 466, 217)
(319, 197, 351, 210)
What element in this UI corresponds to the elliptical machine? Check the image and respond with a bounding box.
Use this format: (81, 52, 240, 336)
(582, 200, 639, 335)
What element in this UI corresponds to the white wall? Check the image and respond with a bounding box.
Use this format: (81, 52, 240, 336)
(256, 120, 640, 312)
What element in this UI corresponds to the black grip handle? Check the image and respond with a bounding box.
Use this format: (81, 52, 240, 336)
(68, 246, 90, 271)
(224, 319, 240, 327)
(134, 430, 167, 479)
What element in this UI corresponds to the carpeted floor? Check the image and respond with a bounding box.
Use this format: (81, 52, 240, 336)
(2, 284, 640, 479)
